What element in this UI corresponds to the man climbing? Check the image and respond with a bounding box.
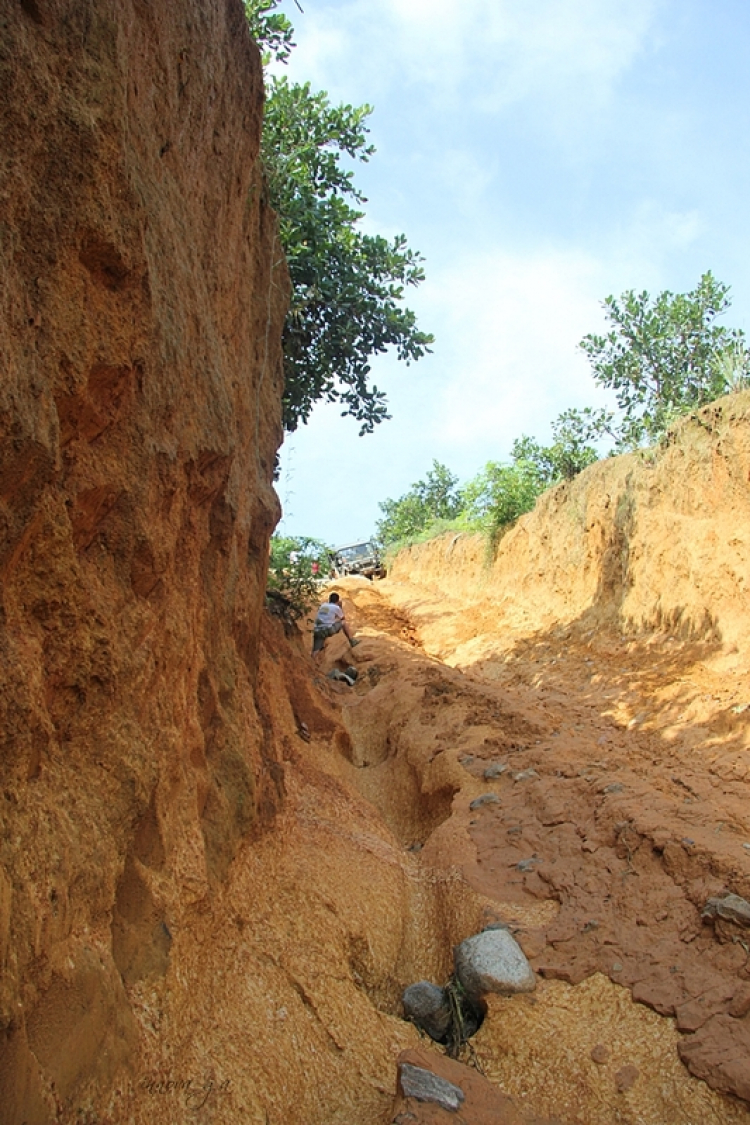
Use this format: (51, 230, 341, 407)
(312, 592, 359, 659)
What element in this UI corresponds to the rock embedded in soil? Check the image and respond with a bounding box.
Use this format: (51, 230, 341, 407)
(399, 1063, 465, 1112)
(454, 929, 536, 998)
(483, 762, 508, 779)
(403, 982, 451, 1042)
(469, 794, 500, 810)
(702, 893, 750, 927)
(393, 1047, 565, 1124)
(615, 1064, 639, 1092)
(512, 769, 539, 782)
(515, 856, 541, 872)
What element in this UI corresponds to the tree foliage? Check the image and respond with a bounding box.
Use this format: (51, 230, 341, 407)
(460, 460, 541, 534)
(376, 461, 462, 545)
(266, 534, 330, 626)
(244, 1, 433, 434)
(511, 409, 604, 485)
(243, 0, 295, 65)
(579, 272, 749, 448)
(459, 412, 602, 537)
(376, 414, 607, 549)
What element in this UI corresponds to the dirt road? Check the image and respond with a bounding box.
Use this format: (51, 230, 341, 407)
(325, 574, 750, 1123)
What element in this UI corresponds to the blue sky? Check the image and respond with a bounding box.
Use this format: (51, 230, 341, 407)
(271, 0, 750, 547)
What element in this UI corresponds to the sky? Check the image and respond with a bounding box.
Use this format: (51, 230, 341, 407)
(271, 0, 750, 547)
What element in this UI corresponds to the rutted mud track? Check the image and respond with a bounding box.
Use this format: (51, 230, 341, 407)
(328, 575, 750, 1123)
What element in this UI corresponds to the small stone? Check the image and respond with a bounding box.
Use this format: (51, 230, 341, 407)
(512, 769, 539, 782)
(703, 893, 750, 927)
(399, 1063, 465, 1112)
(402, 982, 451, 1042)
(327, 668, 355, 685)
(483, 762, 507, 779)
(590, 1044, 609, 1064)
(469, 794, 500, 810)
(615, 1064, 639, 1092)
(454, 928, 536, 998)
(603, 782, 624, 794)
(516, 857, 541, 872)
(611, 962, 623, 973)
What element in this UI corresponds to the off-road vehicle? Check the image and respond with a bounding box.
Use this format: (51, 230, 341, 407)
(330, 540, 386, 580)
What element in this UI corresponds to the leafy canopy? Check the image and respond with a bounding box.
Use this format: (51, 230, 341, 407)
(244, 1, 433, 434)
(510, 409, 603, 485)
(373, 271, 750, 557)
(266, 534, 330, 626)
(377, 420, 604, 551)
(579, 271, 749, 448)
(376, 461, 462, 546)
(243, 0, 295, 66)
(460, 459, 541, 535)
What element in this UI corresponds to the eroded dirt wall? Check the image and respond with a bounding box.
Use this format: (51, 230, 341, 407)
(0, 2, 288, 1118)
(390, 393, 750, 653)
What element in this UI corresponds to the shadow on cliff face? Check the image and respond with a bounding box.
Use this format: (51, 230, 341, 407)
(589, 474, 723, 644)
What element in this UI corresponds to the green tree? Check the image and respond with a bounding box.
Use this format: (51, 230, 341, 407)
(266, 535, 329, 625)
(711, 339, 750, 393)
(460, 410, 604, 542)
(243, 0, 295, 65)
(244, 2, 433, 434)
(376, 461, 461, 545)
(461, 459, 542, 534)
(579, 272, 748, 448)
(511, 408, 607, 485)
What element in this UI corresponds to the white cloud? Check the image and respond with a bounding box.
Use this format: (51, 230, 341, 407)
(419, 246, 609, 450)
(284, 0, 660, 122)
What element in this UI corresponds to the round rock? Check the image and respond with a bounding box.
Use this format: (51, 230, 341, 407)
(402, 981, 451, 1041)
(454, 929, 536, 998)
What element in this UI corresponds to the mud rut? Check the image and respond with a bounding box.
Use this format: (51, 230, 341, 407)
(324, 577, 750, 1121)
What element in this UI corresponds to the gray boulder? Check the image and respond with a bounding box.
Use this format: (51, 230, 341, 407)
(399, 1063, 465, 1112)
(454, 928, 536, 998)
(402, 981, 451, 1042)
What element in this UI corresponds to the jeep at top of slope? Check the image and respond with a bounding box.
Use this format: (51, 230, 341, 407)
(330, 540, 386, 580)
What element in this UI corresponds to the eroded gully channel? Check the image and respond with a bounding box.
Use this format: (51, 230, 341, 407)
(318, 576, 750, 1125)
